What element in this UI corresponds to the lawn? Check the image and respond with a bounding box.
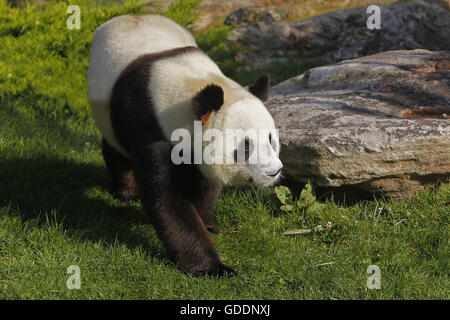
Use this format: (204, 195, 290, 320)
(0, 0, 448, 299)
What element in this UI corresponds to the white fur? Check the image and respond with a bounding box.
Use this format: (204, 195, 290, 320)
(201, 99, 282, 186)
(88, 15, 282, 186)
(88, 15, 196, 154)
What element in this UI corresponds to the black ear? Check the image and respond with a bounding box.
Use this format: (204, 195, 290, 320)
(192, 84, 224, 119)
(249, 74, 270, 102)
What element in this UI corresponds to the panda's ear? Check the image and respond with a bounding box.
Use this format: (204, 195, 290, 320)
(248, 74, 270, 102)
(192, 84, 224, 119)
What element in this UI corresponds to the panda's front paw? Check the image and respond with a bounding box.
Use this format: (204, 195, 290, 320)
(210, 263, 237, 278)
(206, 225, 218, 234)
(185, 262, 237, 278)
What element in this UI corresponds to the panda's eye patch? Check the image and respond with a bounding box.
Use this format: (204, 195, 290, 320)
(269, 133, 277, 150)
(234, 137, 251, 163)
(244, 138, 250, 152)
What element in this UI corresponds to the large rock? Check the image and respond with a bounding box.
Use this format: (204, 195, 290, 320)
(227, 1, 450, 67)
(267, 49, 450, 199)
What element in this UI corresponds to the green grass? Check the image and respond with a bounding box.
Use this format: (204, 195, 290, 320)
(0, 0, 449, 299)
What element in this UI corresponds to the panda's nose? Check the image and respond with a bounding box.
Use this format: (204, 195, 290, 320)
(267, 166, 283, 177)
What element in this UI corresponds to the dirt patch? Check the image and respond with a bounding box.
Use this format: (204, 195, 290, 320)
(402, 106, 450, 119)
(412, 61, 450, 74)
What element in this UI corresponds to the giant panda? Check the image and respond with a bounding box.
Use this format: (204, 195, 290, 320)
(88, 14, 283, 277)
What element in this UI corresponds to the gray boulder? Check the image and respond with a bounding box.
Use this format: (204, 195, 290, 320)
(227, 1, 450, 67)
(267, 49, 450, 199)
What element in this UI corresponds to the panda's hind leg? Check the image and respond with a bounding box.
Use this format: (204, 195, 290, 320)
(101, 138, 140, 202)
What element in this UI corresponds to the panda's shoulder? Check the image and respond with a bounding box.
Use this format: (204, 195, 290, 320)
(116, 46, 204, 85)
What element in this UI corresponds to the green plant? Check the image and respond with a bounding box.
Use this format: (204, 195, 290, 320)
(274, 182, 325, 213)
(163, 0, 201, 27)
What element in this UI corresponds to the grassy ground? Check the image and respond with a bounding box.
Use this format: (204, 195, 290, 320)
(0, 0, 449, 299)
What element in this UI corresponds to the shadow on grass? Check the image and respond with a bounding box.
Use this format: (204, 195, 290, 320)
(0, 155, 167, 263)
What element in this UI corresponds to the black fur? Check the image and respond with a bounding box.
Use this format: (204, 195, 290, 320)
(192, 84, 224, 119)
(249, 74, 270, 102)
(102, 138, 139, 202)
(107, 46, 235, 277)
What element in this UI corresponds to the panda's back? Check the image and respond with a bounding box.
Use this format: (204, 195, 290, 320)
(88, 15, 246, 156)
(88, 14, 196, 103)
(88, 15, 199, 154)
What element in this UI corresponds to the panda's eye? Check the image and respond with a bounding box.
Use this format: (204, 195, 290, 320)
(234, 138, 251, 163)
(269, 133, 276, 149)
(243, 137, 250, 161)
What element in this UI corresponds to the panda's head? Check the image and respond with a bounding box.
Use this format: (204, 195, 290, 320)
(192, 75, 283, 187)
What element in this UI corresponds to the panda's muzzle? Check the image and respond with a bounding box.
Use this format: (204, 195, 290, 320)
(266, 166, 283, 177)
